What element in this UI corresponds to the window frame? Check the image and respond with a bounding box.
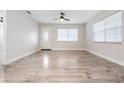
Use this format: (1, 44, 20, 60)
(93, 11, 122, 44)
(57, 28, 78, 42)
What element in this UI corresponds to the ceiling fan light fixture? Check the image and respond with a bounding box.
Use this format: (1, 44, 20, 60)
(53, 12, 70, 22)
(60, 18, 64, 21)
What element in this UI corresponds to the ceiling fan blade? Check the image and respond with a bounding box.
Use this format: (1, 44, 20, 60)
(64, 18, 70, 21)
(0, 17, 3, 23)
(52, 12, 70, 22)
(53, 18, 59, 20)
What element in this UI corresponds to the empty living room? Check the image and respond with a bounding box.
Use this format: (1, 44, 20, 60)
(0, 10, 124, 83)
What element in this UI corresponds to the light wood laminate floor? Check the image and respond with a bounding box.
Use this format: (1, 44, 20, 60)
(2, 50, 124, 83)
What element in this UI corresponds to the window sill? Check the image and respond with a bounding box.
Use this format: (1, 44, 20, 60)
(94, 42, 122, 44)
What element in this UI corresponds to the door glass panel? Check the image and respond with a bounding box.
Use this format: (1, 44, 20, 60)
(44, 31, 48, 42)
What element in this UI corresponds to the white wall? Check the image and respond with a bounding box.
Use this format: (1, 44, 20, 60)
(85, 10, 124, 65)
(0, 10, 6, 65)
(0, 20, 3, 50)
(0, 12, 3, 64)
(6, 10, 40, 64)
(40, 24, 86, 50)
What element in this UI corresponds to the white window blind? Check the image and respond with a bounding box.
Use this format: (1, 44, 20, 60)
(105, 12, 122, 42)
(93, 11, 122, 43)
(93, 21, 105, 42)
(58, 29, 67, 41)
(58, 29, 78, 41)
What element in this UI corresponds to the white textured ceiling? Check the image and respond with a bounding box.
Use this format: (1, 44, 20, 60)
(27, 10, 100, 24)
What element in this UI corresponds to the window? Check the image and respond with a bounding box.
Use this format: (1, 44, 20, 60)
(58, 29, 78, 41)
(58, 29, 67, 41)
(105, 12, 122, 42)
(93, 21, 104, 42)
(93, 11, 122, 43)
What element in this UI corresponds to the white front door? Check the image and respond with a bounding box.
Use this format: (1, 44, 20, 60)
(41, 28, 52, 49)
(0, 15, 3, 64)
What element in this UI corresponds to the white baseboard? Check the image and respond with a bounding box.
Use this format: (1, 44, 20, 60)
(52, 48, 85, 51)
(85, 49, 124, 67)
(5, 48, 41, 65)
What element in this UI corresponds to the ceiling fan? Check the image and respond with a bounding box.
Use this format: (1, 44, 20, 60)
(53, 12, 70, 22)
(0, 17, 3, 23)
